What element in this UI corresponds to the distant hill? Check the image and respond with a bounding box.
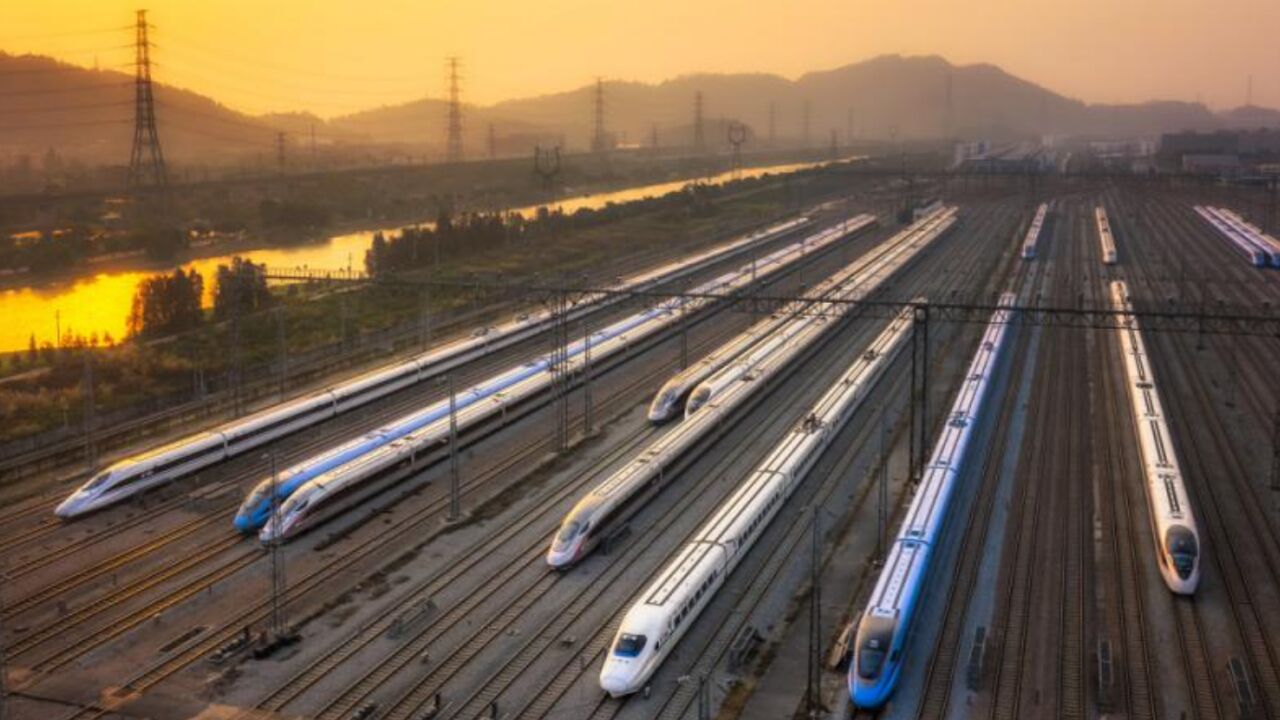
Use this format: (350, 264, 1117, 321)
(2, 51, 1276, 167)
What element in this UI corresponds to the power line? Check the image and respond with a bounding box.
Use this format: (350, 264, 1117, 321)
(0, 25, 129, 42)
(0, 81, 131, 98)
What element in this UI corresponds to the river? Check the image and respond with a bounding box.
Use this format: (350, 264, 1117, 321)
(1, 158, 834, 353)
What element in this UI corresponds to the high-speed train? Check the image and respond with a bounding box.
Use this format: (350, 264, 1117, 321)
(1110, 281, 1201, 593)
(849, 293, 1015, 709)
(251, 217, 873, 540)
(1096, 205, 1117, 265)
(1214, 207, 1280, 266)
(1195, 205, 1278, 268)
(56, 216, 812, 520)
(647, 217, 879, 423)
(549, 207, 959, 568)
(683, 317, 816, 418)
(1020, 202, 1048, 260)
(600, 311, 913, 697)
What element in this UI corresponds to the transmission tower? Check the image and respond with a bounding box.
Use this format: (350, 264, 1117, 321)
(727, 122, 747, 176)
(275, 132, 286, 174)
(802, 100, 811, 148)
(445, 57, 464, 163)
(591, 77, 608, 153)
(693, 91, 705, 153)
(127, 9, 167, 190)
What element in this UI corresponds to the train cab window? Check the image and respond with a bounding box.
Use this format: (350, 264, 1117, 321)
(84, 472, 113, 492)
(554, 520, 585, 546)
(613, 633, 646, 658)
(858, 645, 887, 680)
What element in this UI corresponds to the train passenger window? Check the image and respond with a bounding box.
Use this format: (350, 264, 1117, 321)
(613, 633, 647, 658)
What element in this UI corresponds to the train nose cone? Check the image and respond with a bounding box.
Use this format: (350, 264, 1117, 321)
(545, 543, 576, 569)
(599, 666, 636, 697)
(54, 495, 80, 518)
(233, 512, 256, 533)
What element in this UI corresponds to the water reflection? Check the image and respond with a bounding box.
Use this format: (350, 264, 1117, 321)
(1, 158, 837, 352)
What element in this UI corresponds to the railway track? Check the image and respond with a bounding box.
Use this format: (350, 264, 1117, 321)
(914, 204, 1050, 719)
(45, 216, 876, 719)
(507, 198, 1021, 719)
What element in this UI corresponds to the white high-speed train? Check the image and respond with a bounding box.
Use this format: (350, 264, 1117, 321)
(1096, 205, 1117, 265)
(646, 217, 879, 423)
(257, 217, 872, 542)
(600, 310, 914, 697)
(1021, 202, 1048, 260)
(850, 293, 1016, 709)
(1110, 281, 1201, 593)
(548, 207, 959, 568)
(1194, 205, 1278, 268)
(55, 216, 813, 520)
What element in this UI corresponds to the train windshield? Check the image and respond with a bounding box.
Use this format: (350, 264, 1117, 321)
(857, 645, 886, 680)
(553, 520, 584, 548)
(613, 633, 646, 658)
(648, 389, 678, 417)
(1166, 526, 1199, 579)
(686, 388, 711, 415)
(84, 471, 113, 492)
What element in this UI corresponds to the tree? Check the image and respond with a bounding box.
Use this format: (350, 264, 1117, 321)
(128, 268, 204, 337)
(213, 256, 273, 320)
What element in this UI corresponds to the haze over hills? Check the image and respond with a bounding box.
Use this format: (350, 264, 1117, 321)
(3, 51, 1277, 167)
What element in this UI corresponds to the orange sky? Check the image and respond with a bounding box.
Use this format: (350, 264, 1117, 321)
(2, 0, 1277, 118)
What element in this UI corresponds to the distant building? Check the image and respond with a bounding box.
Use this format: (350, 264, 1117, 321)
(1158, 129, 1280, 173)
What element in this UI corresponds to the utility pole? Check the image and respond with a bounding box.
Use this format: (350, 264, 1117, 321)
(1, 568, 8, 720)
(445, 57, 464, 163)
(128, 9, 167, 191)
(533, 145, 561, 200)
(693, 91, 705, 153)
(268, 452, 286, 640)
(275, 306, 287, 400)
(591, 77, 608, 153)
(806, 507, 822, 716)
(82, 350, 96, 474)
(447, 374, 460, 521)
(583, 319, 594, 437)
(727, 122, 747, 176)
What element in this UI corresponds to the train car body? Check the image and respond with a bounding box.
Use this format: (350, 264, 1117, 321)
(254, 216, 879, 540)
(1194, 206, 1268, 268)
(57, 216, 814, 520)
(1204, 206, 1280, 267)
(550, 207, 959, 569)
(1110, 281, 1201, 593)
(1096, 206, 1117, 265)
(600, 311, 913, 697)
(849, 293, 1016, 709)
(1021, 202, 1048, 260)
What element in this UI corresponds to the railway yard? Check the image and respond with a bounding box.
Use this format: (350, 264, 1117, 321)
(2, 174, 1280, 720)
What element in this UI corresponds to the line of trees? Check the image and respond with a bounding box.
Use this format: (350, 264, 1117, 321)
(365, 183, 723, 277)
(126, 256, 273, 338)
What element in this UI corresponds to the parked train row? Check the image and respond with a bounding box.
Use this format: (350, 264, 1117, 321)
(600, 310, 915, 696)
(849, 293, 1016, 708)
(54, 215, 813, 519)
(1194, 205, 1280, 268)
(547, 207, 958, 568)
(1110, 281, 1201, 593)
(1096, 205, 1117, 265)
(1020, 202, 1048, 260)
(253, 215, 879, 542)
